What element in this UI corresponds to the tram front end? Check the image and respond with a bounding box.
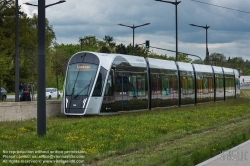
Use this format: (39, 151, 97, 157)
(62, 52, 105, 115)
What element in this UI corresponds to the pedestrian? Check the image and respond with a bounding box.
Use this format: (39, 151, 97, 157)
(19, 83, 23, 95)
(23, 83, 27, 90)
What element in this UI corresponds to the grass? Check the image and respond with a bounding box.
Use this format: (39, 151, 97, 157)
(166, 133, 248, 166)
(241, 89, 250, 98)
(0, 91, 250, 165)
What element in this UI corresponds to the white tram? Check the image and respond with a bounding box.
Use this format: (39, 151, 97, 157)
(61, 52, 240, 115)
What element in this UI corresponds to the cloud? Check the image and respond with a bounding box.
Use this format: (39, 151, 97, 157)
(20, 0, 37, 17)
(21, 0, 250, 60)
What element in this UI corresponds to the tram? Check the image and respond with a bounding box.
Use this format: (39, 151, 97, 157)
(61, 51, 240, 115)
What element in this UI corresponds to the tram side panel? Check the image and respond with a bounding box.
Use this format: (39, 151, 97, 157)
(224, 74, 236, 100)
(215, 73, 224, 101)
(100, 55, 148, 113)
(146, 58, 179, 109)
(193, 64, 214, 103)
(195, 72, 214, 103)
(212, 66, 224, 101)
(177, 62, 195, 106)
(223, 67, 236, 100)
(150, 68, 178, 108)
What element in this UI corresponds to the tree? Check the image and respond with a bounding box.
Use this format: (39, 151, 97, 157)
(53, 43, 80, 57)
(79, 36, 98, 52)
(0, 0, 18, 91)
(207, 53, 226, 66)
(49, 44, 69, 90)
(115, 44, 127, 54)
(227, 57, 244, 70)
(192, 59, 203, 64)
(96, 35, 116, 53)
(243, 60, 250, 75)
(176, 53, 192, 63)
(135, 44, 150, 57)
(103, 35, 116, 47)
(0, 0, 56, 91)
(99, 46, 111, 53)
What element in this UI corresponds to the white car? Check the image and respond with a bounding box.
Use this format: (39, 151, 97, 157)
(46, 88, 60, 99)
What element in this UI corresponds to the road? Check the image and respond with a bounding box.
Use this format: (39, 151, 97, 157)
(7, 94, 37, 101)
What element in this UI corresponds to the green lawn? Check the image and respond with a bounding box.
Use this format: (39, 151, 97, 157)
(0, 93, 250, 165)
(241, 89, 250, 98)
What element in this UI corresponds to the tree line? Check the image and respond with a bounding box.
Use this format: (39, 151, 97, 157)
(1, 0, 249, 92)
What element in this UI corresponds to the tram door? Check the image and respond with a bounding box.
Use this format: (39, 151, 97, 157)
(116, 72, 128, 111)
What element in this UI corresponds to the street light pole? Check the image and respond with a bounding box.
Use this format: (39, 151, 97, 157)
(118, 23, 150, 55)
(189, 23, 210, 65)
(37, 0, 46, 137)
(206, 25, 209, 65)
(24, 0, 66, 136)
(15, 0, 19, 102)
(155, 0, 181, 61)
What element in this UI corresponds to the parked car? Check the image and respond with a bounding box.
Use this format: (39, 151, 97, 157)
(46, 88, 61, 99)
(0, 87, 7, 101)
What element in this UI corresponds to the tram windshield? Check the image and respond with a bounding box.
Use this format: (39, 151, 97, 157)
(65, 63, 98, 96)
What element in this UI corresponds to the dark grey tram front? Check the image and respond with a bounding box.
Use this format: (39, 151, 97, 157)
(64, 52, 106, 114)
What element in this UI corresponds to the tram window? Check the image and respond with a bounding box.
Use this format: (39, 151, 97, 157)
(128, 74, 146, 96)
(188, 77, 194, 94)
(215, 76, 223, 92)
(104, 70, 114, 96)
(202, 78, 208, 93)
(208, 77, 213, 93)
(129, 75, 137, 97)
(182, 76, 187, 95)
(65, 63, 98, 96)
(116, 73, 128, 93)
(161, 76, 169, 95)
(197, 79, 202, 93)
(182, 76, 194, 94)
(219, 78, 223, 89)
(225, 77, 234, 90)
(93, 67, 107, 96)
(170, 75, 178, 94)
(117, 75, 122, 92)
(152, 75, 161, 94)
(137, 75, 145, 96)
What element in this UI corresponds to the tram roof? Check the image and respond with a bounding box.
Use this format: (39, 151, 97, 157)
(146, 58, 177, 70)
(233, 69, 239, 77)
(222, 67, 235, 75)
(193, 64, 213, 73)
(176, 61, 194, 72)
(212, 66, 223, 74)
(111, 54, 147, 68)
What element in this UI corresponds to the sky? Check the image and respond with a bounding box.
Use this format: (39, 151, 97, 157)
(20, 0, 250, 61)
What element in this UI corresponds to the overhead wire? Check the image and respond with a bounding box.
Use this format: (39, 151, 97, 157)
(190, 0, 250, 14)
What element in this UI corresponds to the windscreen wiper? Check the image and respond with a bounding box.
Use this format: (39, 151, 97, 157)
(71, 70, 80, 96)
(66, 69, 80, 113)
(74, 77, 93, 99)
